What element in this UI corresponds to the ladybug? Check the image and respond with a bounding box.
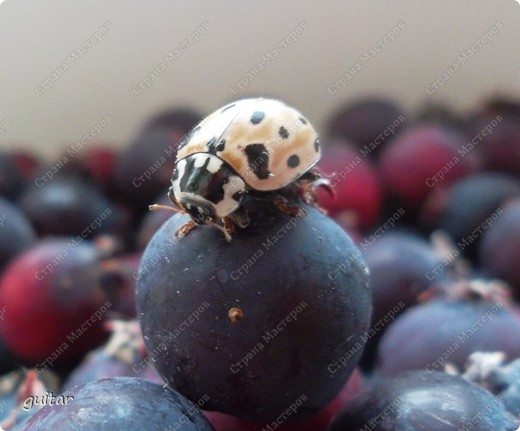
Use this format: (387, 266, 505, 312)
(151, 98, 325, 240)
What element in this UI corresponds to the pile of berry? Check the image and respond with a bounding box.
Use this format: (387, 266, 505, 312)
(0, 96, 520, 430)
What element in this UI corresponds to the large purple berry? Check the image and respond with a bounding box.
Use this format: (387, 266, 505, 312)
(137, 198, 371, 422)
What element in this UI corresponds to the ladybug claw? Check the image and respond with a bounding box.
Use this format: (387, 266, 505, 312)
(175, 220, 197, 238)
(315, 178, 335, 199)
(274, 196, 303, 217)
(208, 219, 233, 242)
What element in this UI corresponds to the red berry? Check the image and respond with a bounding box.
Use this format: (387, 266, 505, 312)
(379, 125, 476, 210)
(316, 144, 381, 231)
(0, 239, 110, 367)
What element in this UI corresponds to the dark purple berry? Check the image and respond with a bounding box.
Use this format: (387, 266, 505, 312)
(17, 176, 119, 238)
(142, 107, 202, 132)
(114, 109, 200, 214)
(480, 200, 520, 298)
(62, 321, 161, 390)
(328, 371, 517, 431)
(359, 232, 449, 371)
(376, 298, 520, 375)
(327, 98, 405, 159)
(15, 377, 215, 431)
(0, 149, 24, 200)
(137, 199, 371, 422)
(478, 115, 520, 177)
(0, 198, 36, 272)
(437, 173, 520, 259)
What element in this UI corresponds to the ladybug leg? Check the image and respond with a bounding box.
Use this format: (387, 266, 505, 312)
(228, 206, 250, 228)
(296, 181, 329, 215)
(175, 220, 197, 238)
(149, 204, 183, 213)
(295, 170, 334, 214)
(205, 219, 232, 242)
(223, 217, 235, 234)
(273, 195, 306, 218)
(175, 220, 233, 242)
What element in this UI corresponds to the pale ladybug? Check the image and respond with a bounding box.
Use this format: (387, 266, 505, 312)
(151, 98, 324, 240)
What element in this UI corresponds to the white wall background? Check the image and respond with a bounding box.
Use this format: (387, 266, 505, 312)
(1, 0, 519, 160)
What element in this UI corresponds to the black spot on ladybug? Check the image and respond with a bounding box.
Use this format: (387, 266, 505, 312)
(216, 139, 226, 152)
(314, 138, 320, 152)
(244, 144, 271, 179)
(299, 117, 307, 125)
(250, 111, 265, 125)
(206, 137, 222, 155)
(287, 155, 300, 168)
(221, 103, 235, 113)
(279, 126, 289, 139)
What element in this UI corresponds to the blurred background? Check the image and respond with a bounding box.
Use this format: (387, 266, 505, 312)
(1, 0, 519, 158)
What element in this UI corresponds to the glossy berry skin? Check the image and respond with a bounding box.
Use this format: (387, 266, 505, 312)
(0, 198, 36, 272)
(137, 198, 371, 422)
(315, 143, 381, 231)
(480, 200, 520, 299)
(0, 239, 109, 366)
(379, 125, 475, 210)
(376, 299, 520, 375)
(328, 371, 517, 431)
(15, 377, 215, 431)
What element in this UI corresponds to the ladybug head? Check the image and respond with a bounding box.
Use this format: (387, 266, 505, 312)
(171, 153, 246, 224)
